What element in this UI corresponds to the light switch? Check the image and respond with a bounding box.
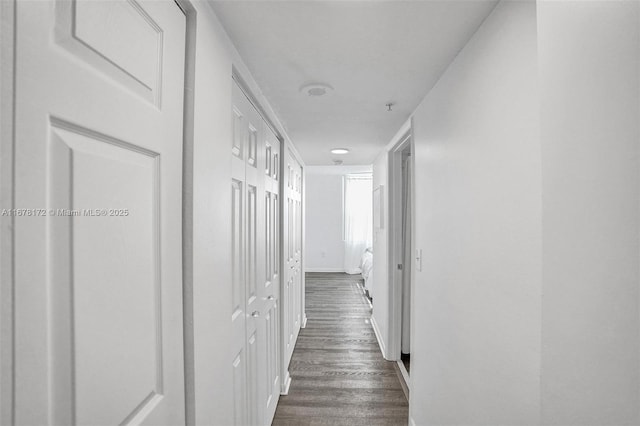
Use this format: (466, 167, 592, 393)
(416, 249, 422, 272)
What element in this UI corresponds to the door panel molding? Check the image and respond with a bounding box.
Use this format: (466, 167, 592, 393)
(54, 0, 164, 106)
(12, 1, 186, 424)
(231, 80, 281, 425)
(281, 145, 303, 390)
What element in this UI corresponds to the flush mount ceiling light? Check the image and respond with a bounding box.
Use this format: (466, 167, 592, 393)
(331, 148, 350, 155)
(300, 83, 333, 97)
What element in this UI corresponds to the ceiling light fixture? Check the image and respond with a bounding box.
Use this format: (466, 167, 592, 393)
(331, 148, 349, 155)
(300, 83, 333, 97)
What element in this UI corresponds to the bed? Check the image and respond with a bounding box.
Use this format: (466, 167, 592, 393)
(360, 247, 374, 299)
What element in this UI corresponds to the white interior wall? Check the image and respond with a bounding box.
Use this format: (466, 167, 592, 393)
(373, 1, 640, 425)
(305, 173, 344, 272)
(305, 165, 372, 272)
(410, 2, 541, 424)
(538, 2, 640, 424)
(371, 153, 390, 358)
(189, 3, 233, 425)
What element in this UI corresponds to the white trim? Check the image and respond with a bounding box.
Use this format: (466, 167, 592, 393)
(285, 138, 306, 169)
(279, 139, 304, 398)
(300, 158, 306, 340)
(370, 314, 387, 359)
(409, 416, 416, 426)
(387, 127, 413, 361)
(306, 267, 345, 273)
(384, 119, 412, 152)
(280, 370, 292, 395)
(0, 1, 15, 424)
(232, 70, 282, 143)
(397, 360, 410, 390)
(172, 1, 197, 423)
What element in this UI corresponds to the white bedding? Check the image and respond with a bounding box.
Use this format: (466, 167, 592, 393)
(361, 247, 373, 295)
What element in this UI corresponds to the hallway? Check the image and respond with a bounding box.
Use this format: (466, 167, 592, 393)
(272, 273, 408, 426)
(3, 1, 640, 425)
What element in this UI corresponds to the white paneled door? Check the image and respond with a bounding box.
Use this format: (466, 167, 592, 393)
(13, 1, 186, 425)
(263, 125, 282, 423)
(282, 149, 303, 370)
(231, 81, 281, 426)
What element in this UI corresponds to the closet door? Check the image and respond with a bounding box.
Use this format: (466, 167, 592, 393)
(231, 81, 279, 425)
(13, 1, 186, 424)
(231, 82, 259, 426)
(262, 126, 281, 423)
(282, 148, 303, 369)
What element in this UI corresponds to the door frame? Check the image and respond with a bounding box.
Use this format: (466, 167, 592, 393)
(172, 1, 196, 424)
(279, 141, 305, 395)
(387, 123, 413, 377)
(0, 0, 16, 423)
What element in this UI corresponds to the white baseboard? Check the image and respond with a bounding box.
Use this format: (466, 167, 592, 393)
(370, 314, 387, 359)
(306, 267, 345, 273)
(397, 360, 410, 390)
(280, 370, 291, 395)
(409, 416, 416, 426)
(301, 313, 308, 328)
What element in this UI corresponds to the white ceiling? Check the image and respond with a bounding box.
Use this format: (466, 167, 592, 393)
(210, 0, 498, 165)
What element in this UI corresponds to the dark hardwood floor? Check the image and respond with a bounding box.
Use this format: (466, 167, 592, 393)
(272, 272, 409, 426)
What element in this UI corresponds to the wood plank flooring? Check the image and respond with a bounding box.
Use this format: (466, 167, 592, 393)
(272, 273, 409, 426)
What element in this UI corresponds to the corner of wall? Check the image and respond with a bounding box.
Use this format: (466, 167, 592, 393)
(371, 150, 391, 360)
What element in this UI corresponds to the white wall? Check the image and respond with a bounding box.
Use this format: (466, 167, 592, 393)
(305, 173, 344, 271)
(372, 153, 390, 358)
(189, 4, 234, 425)
(410, 2, 542, 424)
(538, 2, 640, 424)
(305, 165, 372, 272)
(390, 1, 640, 425)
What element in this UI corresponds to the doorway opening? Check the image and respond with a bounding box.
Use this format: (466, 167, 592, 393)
(389, 130, 413, 389)
(343, 172, 374, 301)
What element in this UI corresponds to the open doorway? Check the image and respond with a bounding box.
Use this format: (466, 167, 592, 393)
(389, 131, 413, 388)
(343, 173, 374, 300)
(304, 165, 373, 282)
(400, 147, 412, 375)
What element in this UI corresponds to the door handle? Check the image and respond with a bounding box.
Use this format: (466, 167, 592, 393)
(251, 311, 260, 318)
(267, 295, 275, 301)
